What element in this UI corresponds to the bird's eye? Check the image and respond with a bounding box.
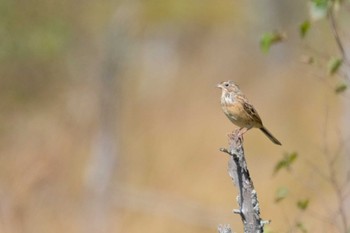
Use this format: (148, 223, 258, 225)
(224, 83, 229, 87)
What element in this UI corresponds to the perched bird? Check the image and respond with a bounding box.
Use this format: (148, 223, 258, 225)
(217, 80, 282, 145)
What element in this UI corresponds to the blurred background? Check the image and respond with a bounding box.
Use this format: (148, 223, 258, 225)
(1, 0, 349, 232)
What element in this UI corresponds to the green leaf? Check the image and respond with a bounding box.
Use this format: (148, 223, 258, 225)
(275, 187, 289, 203)
(327, 57, 343, 75)
(296, 222, 308, 233)
(312, 0, 330, 7)
(309, 0, 331, 20)
(335, 83, 347, 94)
(260, 32, 286, 53)
(273, 152, 298, 175)
(299, 21, 311, 38)
(297, 199, 310, 210)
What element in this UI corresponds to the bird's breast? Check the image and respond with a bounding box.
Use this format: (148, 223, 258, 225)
(221, 100, 254, 128)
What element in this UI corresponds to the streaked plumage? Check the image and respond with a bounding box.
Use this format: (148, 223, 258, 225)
(217, 80, 281, 145)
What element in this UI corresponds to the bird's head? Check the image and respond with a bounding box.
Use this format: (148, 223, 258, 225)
(216, 80, 241, 94)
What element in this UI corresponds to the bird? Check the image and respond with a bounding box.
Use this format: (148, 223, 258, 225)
(217, 80, 282, 145)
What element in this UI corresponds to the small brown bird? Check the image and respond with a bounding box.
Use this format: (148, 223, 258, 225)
(217, 80, 282, 145)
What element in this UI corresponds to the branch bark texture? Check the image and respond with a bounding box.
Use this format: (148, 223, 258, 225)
(218, 131, 267, 233)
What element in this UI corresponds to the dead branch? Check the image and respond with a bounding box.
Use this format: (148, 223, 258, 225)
(218, 130, 269, 233)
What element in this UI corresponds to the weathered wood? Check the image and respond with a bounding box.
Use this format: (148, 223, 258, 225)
(218, 130, 269, 233)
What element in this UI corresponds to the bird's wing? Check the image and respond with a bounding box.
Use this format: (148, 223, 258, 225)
(240, 98, 263, 126)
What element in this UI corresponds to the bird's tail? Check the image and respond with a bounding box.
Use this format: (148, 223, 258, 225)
(260, 127, 282, 145)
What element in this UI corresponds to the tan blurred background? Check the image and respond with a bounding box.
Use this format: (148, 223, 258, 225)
(0, 0, 349, 233)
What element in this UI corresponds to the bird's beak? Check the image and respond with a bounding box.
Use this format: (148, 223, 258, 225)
(216, 83, 223, 89)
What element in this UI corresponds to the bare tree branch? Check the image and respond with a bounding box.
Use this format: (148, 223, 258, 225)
(218, 224, 233, 233)
(218, 130, 269, 233)
(328, 3, 350, 82)
(328, 8, 348, 64)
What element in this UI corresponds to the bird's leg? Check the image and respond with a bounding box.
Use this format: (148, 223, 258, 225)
(237, 127, 248, 137)
(233, 128, 248, 142)
(229, 128, 246, 142)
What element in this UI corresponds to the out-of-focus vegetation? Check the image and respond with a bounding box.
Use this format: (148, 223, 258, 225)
(0, 0, 349, 233)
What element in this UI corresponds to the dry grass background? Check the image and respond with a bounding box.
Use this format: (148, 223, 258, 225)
(0, 0, 349, 233)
